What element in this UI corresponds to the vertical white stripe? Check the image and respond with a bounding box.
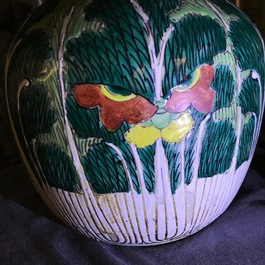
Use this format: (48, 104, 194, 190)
(130, 144, 151, 243)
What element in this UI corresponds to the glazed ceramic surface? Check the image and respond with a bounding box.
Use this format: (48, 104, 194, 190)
(3, 0, 265, 245)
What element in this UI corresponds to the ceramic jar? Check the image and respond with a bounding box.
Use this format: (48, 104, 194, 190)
(2, 0, 265, 245)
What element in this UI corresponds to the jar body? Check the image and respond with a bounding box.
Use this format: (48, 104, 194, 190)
(3, 0, 265, 245)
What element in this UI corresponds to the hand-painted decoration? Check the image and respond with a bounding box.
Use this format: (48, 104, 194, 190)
(3, 0, 265, 245)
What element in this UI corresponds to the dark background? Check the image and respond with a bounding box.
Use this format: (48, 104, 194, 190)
(1, 1, 265, 264)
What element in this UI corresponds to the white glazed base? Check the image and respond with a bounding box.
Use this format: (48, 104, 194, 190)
(30, 159, 250, 246)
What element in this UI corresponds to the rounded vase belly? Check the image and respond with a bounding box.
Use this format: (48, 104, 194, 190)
(2, 0, 265, 245)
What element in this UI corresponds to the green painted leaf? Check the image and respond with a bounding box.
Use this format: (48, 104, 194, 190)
(82, 143, 129, 194)
(236, 117, 255, 169)
(163, 15, 226, 96)
(67, 93, 139, 193)
(230, 19, 265, 86)
(210, 0, 264, 103)
(199, 118, 236, 178)
(213, 101, 237, 129)
(66, 94, 101, 139)
(137, 143, 156, 193)
(184, 108, 206, 184)
(36, 142, 80, 192)
(20, 84, 57, 140)
(119, 143, 141, 194)
(100, 123, 130, 146)
(213, 51, 237, 81)
(7, 29, 54, 134)
(162, 141, 181, 194)
(107, 85, 134, 96)
(169, 0, 214, 22)
(9, 29, 53, 80)
(64, 0, 154, 100)
(211, 64, 235, 111)
(208, 0, 239, 14)
(238, 77, 260, 117)
(74, 137, 103, 156)
(138, 0, 180, 52)
(66, 94, 130, 145)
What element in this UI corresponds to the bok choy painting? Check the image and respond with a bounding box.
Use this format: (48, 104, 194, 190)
(3, 0, 265, 245)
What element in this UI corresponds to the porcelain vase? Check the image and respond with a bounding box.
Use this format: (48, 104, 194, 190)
(2, 0, 265, 245)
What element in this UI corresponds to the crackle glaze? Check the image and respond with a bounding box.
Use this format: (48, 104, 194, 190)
(3, 0, 265, 245)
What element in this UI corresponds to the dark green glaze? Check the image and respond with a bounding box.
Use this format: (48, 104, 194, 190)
(36, 142, 80, 192)
(199, 119, 236, 178)
(184, 108, 206, 184)
(163, 14, 226, 97)
(163, 141, 181, 194)
(82, 142, 129, 194)
(239, 77, 260, 117)
(212, 64, 235, 111)
(65, 0, 154, 100)
(137, 143, 156, 193)
(236, 117, 255, 169)
(3, 0, 265, 195)
(19, 84, 57, 141)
